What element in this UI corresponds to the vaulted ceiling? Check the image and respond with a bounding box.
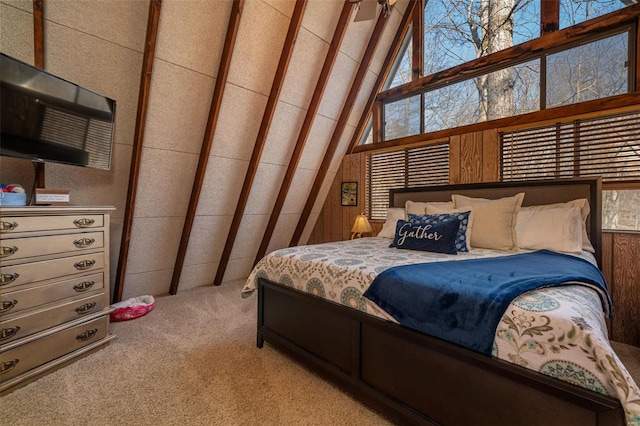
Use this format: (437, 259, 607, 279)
(0, 0, 412, 299)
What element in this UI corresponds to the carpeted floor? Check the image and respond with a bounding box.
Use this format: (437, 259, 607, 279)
(2, 280, 639, 425)
(1, 281, 392, 426)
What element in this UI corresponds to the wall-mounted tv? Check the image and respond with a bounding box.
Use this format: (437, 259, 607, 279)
(0, 53, 116, 170)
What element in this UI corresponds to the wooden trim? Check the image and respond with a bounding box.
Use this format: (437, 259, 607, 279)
(290, 11, 390, 247)
(352, 93, 640, 154)
(540, 0, 559, 34)
(347, 0, 417, 152)
(411, 0, 423, 80)
(169, 0, 244, 294)
(113, 0, 162, 303)
(33, 0, 45, 188)
(253, 1, 352, 265)
(213, 0, 308, 286)
(378, 4, 640, 103)
(33, 0, 44, 68)
(636, 15, 640, 91)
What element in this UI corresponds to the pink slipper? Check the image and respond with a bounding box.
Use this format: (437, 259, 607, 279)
(110, 295, 156, 322)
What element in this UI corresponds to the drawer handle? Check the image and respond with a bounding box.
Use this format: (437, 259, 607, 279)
(0, 221, 18, 231)
(73, 238, 95, 248)
(73, 280, 95, 292)
(76, 328, 98, 341)
(0, 326, 20, 341)
(0, 273, 19, 286)
(0, 246, 18, 258)
(73, 218, 95, 228)
(74, 260, 96, 270)
(75, 302, 97, 315)
(0, 300, 18, 313)
(1, 359, 19, 375)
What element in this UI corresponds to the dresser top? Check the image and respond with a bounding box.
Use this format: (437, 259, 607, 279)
(0, 206, 116, 215)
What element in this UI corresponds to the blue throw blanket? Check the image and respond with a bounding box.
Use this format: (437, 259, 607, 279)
(363, 250, 611, 355)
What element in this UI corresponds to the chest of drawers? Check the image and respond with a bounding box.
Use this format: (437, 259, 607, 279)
(0, 206, 116, 394)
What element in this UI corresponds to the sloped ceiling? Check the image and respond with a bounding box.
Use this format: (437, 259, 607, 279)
(0, 0, 410, 299)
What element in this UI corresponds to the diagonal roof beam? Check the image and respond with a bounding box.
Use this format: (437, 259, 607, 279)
(290, 8, 389, 247)
(347, 0, 417, 153)
(169, 0, 245, 295)
(213, 0, 308, 286)
(253, 0, 353, 265)
(33, 0, 45, 187)
(113, 0, 162, 302)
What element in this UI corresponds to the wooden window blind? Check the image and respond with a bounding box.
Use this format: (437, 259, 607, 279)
(367, 142, 449, 220)
(501, 111, 640, 185)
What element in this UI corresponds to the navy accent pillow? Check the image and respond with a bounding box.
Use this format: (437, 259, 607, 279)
(389, 219, 460, 254)
(408, 211, 471, 252)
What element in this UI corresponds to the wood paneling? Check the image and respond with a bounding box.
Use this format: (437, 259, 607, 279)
(448, 129, 499, 185)
(459, 132, 483, 184)
(607, 232, 640, 346)
(482, 129, 499, 182)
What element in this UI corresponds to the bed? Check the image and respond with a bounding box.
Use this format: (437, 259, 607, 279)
(243, 178, 640, 426)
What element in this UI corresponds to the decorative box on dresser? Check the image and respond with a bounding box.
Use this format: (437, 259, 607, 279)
(0, 206, 116, 395)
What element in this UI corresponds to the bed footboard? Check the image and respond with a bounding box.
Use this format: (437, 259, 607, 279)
(257, 278, 624, 426)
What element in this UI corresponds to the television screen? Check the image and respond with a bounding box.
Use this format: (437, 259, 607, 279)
(0, 53, 115, 170)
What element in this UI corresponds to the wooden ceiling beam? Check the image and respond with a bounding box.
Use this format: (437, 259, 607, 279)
(411, 0, 423, 80)
(290, 8, 390, 247)
(113, 0, 162, 302)
(213, 0, 308, 286)
(33, 0, 45, 188)
(253, 1, 353, 265)
(347, 0, 417, 153)
(169, 0, 245, 295)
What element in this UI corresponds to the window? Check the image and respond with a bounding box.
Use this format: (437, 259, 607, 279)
(560, 0, 627, 29)
(384, 95, 421, 139)
(367, 143, 449, 220)
(546, 32, 629, 107)
(423, 0, 540, 76)
(501, 111, 640, 230)
(367, 2, 636, 144)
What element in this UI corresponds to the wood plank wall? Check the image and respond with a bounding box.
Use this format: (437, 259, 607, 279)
(309, 129, 640, 347)
(602, 232, 640, 346)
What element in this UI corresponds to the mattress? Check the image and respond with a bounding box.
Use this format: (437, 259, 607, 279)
(243, 237, 640, 424)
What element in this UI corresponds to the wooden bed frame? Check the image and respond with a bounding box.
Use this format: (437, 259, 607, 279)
(256, 178, 625, 425)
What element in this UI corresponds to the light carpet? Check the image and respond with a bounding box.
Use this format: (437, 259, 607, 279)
(2, 280, 639, 425)
(1, 281, 391, 426)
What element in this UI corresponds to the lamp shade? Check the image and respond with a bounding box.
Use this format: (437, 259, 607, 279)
(351, 214, 372, 234)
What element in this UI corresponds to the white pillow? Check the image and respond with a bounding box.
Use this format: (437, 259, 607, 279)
(452, 193, 524, 251)
(377, 208, 406, 239)
(405, 200, 454, 215)
(520, 199, 594, 253)
(516, 206, 583, 253)
(427, 205, 475, 249)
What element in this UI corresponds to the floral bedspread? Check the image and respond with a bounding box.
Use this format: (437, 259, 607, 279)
(243, 238, 640, 425)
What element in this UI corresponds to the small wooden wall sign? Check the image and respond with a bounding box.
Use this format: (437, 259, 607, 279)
(35, 189, 70, 206)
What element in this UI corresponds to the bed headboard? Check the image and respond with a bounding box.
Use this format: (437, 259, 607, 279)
(390, 178, 603, 266)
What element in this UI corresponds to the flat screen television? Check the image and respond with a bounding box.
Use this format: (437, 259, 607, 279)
(0, 53, 115, 170)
